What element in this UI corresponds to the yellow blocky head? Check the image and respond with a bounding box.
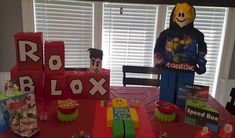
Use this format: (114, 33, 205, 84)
(112, 98, 128, 107)
(172, 2, 195, 28)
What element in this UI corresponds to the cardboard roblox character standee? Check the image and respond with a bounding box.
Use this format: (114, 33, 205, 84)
(88, 48, 103, 73)
(154, 2, 207, 106)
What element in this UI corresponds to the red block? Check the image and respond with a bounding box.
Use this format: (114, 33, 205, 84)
(44, 74, 67, 98)
(10, 65, 43, 99)
(85, 69, 110, 99)
(15, 32, 43, 70)
(44, 41, 65, 75)
(66, 71, 87, 98)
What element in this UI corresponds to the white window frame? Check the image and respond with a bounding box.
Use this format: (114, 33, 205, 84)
(22, 0, 235, 104)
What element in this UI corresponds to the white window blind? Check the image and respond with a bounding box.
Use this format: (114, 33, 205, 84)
(34, 0, 94, 68)
(165, 6, 227, 94)
(102, 3, 158, 86)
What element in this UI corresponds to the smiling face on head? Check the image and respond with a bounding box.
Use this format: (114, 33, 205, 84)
(172, 2, 195, 28)
(112, 98, 128, 107)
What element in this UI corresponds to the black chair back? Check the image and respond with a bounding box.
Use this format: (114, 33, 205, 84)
(226, 88, 235, 115)
(122, 65, 161, 87)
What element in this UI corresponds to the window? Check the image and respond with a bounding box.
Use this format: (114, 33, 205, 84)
(165, 6, 227, 94)
(33, 1, 228, 94)
(102, 3, 158, 86)
(34, 0, 94, 68)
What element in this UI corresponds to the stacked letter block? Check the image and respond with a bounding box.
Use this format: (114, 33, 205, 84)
(11, 32, 110, 100)
(11, 32, 43, 99)
(44, 41, 66, 98)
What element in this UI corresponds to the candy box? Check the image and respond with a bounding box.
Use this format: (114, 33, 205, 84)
(0, 91, 39, 137)
(185, 99, 220, 132)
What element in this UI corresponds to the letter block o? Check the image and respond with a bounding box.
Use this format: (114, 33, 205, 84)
(14, 32, 43, 70)
(67, 71, 87, 98)
(10, 65, 43, 99)
(44, 41, 65, 75)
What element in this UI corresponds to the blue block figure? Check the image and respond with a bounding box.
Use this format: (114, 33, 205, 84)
(160, 70, 194, 106)
(154, 2, 207, 106)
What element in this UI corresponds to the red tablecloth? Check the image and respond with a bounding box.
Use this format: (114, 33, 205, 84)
(1, 86, 235, 138)
(1, 99, 97, 138)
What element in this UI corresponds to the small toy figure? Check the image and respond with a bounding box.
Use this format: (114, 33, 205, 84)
(194, 126, 213, 138)
(39, 112, 48, 121)
(71, 134, 78, 138)
(154, 2, 207, 106)
(160, 131, 168, 138)
(88, 48, 103, 73)
(3, 80, 19, 97)
(219, 123, 233, 138)
(79, 131, 90, 138)
(134, 99, 140, 108)
(100, 100, 106, 107)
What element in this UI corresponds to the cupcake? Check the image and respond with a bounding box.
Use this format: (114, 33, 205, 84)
(57, 98, 79, 122)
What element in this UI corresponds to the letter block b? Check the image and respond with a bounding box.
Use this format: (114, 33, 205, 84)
(44, 41, 65, 75)
(15, 32, 43, 70)
(10, 65, 43, 99)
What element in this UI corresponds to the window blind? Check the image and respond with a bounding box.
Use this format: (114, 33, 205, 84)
(102, 3, 158, 86)
(34, 0, 94, 68)
(165, 6, 227, 94)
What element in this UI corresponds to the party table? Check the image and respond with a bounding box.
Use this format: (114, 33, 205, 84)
(0, 86, 234, 138)
(110, 86, 235, 138)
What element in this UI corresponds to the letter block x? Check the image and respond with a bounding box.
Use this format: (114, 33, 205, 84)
(85, 69, 110, 99)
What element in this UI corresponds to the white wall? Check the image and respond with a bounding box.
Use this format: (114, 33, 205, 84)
(0, 0, 23, 71)
(216, 79, 235, 106)
(215, 8, 235, 106)
(0, 72, 10, 92)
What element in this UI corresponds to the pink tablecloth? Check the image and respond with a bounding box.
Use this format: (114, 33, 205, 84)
(110, 86, 235, 138)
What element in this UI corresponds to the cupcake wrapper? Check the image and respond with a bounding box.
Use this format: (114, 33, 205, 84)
(155, 109, 176, 122)
(57, 109, 78, 122)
